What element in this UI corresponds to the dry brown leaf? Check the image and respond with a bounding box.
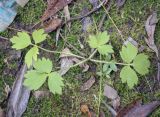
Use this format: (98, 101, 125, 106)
(117, 99, 160, 117)
(117, 99, 141, 117)
(145, 12, 159, 57)
(41, 0, 73, 21)
(80, 104, 91, 117)
(111, 96, 120, 110)
(60, 48, 73, 58)
(44, 18, 62, 33)
(89, 111, 97, 117)
(99, 111, 106, 117)
(59, 48, 89, 76)
(104, 84, 118, 100)
(59, 48, 74, 76)
(104, 84, 120, 109)
(80, 76, 95, 91)
(33, 91, 50, 99)
(59, 57, 73, 76)
(81, 104, 90, 114)
(0, 108, 5, 117)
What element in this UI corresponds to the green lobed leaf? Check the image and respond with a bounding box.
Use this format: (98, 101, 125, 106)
(24, 70, 47, 90)
(97, 45, 114, 55)
(48, 72, 64, 94)
(120, 66, 138, 89)
(103, 64, 109, 72)
(106, 68, 112, 75)
(88, 31, 110, 49)
(105, 54, 112, 61)
(120, 42, 138, 63)
(33, 58, 52, 73)
(88, 35, 98, 48)
(10, 32, 31, 50)
(32, 29, 47, 44)
(133, 54, 150, 75)
(97, 31, 110, 46)
(25, 46, 39, 68)
(110, 62, 118, 72)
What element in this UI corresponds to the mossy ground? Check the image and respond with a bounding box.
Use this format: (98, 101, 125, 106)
(0, 0, 160, 116)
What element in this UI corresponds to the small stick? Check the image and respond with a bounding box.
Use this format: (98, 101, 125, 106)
(66, 42, 86, 57)
(157, 62, 160, 81)
(59, 33, 86, 57)
(98, 0, 112, 30)
(61, 0, 107, 27)
(101, 1, 125, 42)
(102, 100, 117, 117)
(0, 36, 9, 40)
(7, 27, 31, 34)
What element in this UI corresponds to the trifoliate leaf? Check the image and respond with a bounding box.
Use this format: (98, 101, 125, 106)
(10, 32, 31, 50)
(32, 29, 47, 44)
(97, 31, 110, 45)
(133, 54, 150, 75)
(120, 42, 138, 63)
(48, 72, 64, 94)
(24, 70, 47, 90)
(98, 45, 114, 55)
(33, 58, 52, 73)
(120, 66, 138, 89)
(25, 46, 39, 68)
(88, 35, 98, 48)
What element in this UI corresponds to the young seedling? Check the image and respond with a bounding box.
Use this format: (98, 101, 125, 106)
(10, 29, 150, 95)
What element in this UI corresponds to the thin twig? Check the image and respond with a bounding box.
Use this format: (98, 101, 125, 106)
(56, 27, 61, 46)
(101, 1, 125, 42)
(0, 36, 9, 40)
(98, 13, 107, 30)
(102, 100, 117, 117)
(66, 43, 86, 56)
(59, 33, 86, 56)
(97, 54, 102, 116)
(7, 27, 31, 34)
(90, 59, 132, 66)
(157, 62, 160, 81)
(61, 0, 107, 27)
(71, 49, 97, 68)
(98, 0, 112, 30)
(34, 44, 85, 59)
